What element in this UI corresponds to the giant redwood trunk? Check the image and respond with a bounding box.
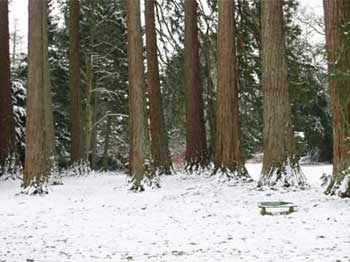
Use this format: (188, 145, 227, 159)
(0, 0, 16, 172)
(214, 0, 248, 179)
(258, 0, 307, 188)
(127, 0, 148, 190)
(80, 1, 95, 166)
(69, 0, 82, 163)
(145, 0, 172, 175)
(323, 0, 350, 197)
(23, 0, 55, 193)
(184, 0, 207, 171)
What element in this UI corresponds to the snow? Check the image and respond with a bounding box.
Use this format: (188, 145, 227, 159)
(339, 174, 350, 196)
(257, 159, 308, 189)
(1, 163, 350, 261)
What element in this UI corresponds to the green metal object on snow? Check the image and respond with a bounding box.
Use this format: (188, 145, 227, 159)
(258, 201, 297, 215)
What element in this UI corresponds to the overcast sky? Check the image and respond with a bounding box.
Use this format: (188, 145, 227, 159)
(8, 0, 324, 53)
(9, 0, 28, 53)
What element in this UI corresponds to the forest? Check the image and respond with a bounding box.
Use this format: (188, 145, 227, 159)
(1, 0, 350, 261)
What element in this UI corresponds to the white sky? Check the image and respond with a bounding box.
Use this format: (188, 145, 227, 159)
(9, 0, 324, 54)
(9, 0, 28, 53)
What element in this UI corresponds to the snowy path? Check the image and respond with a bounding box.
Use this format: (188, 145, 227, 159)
(1, 164, 350, 261)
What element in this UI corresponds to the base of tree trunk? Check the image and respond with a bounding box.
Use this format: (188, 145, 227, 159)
(154, 165, 173, 176)
(212, 164, 252, 183)
(258, 160, 308, 189)
(129, 181, 145, 192)
(128, 172, 160, 192)
(325, 169, 350, 198)
(21, 179, 49, 195)
(66, 160, 91, 176)
(185, 159, 209, 174)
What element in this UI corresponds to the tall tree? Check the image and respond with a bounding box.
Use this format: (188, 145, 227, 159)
(75, 0, 129, 170)
(184, 0, 207, 171)
(0, 0, 16, 172)
(90, 95, 98, 170)
(258, 0, 307, 188)
(145, 0, 172, 175)
(69, 0, 82, 163)
(102, 115, 112, 171)
(82, 0, 96, 165)
(323, 0, 350, 197)
(23, 0, 55, 193)
(127, 0, 148, 190)
(214, 0, 248, 178)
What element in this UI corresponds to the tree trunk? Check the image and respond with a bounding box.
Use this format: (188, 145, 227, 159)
(69, 0, 82, 163)
(259, 0, 306, 188)
(80, 0, 95, 166)
(203, 34, 216, 161)
(127, 0, 148, 190)
(215, 0, 248, 179)
(45, 8, 57, 185)
(0, 0, 16, 173)
(82, 55, 94, 162)
(145, 0, 172, 175)
(206, 84, 216, 160)
(103, 116, 112, 171)
(184, 0, 207, 171)
(23, 0, 55, 193)
(90, 94, 98, 170)
(323, 0, 350, 197)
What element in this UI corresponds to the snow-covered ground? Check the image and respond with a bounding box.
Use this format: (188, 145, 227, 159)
(1, 163, 349, 262)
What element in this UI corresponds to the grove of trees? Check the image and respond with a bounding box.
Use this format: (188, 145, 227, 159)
(1, 0, 350, 197)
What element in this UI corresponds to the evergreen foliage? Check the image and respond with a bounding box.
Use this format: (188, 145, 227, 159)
(2, 0, 334, 190)
(160, 0, 331, 163)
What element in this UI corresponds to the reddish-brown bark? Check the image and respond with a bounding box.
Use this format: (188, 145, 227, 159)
(0, 0, 16, 168)
(184, 0, 207, 170)
(259, 0, 306, 187)
(69, 0, 82, 163)
(145, 0, 172, 175)
(323, 0, 350, 196)
(127, 0, 147, 190)
(215, 0, 247, 177)
(23, 0, 54, 192)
